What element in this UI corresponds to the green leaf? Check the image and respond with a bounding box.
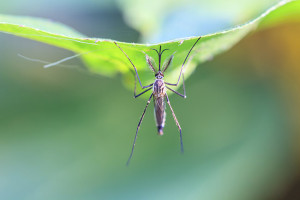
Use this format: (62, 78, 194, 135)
(0, 0, 299, 92)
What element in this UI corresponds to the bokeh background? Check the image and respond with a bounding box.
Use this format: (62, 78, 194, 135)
(0, 0, 300, 199)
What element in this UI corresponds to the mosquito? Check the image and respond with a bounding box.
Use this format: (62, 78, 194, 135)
(114, 37, 201, 165)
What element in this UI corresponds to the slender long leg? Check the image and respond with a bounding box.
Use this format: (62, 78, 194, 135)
(133, 72, 153, 98)
(165, 69, 187, 98)
(166, 86, 185, 98)
(127, 93, 153, 166)
(165, 36, 201, 87)
(165, 93, 184, 153)
(135, 86, 153, 98)
(114, 42, 150, 89)
(182, 72, 186, 97)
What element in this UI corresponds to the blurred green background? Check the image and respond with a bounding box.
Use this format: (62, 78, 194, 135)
(1, 0, 300, 200)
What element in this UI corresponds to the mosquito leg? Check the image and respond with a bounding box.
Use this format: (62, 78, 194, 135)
(165, 36, 201, 87)
(182, 72, 186, 97)
(133, 72, 153, 98)
(165, 37, 201, 98)
(127, 93, 153, 166)
(115, 42, 150, 89)
(165, 70, 187, 98)
(133, 73, 137, 97)
(134, 87, 153, 98)
(165, 93, 184, 153)
(166, 86, 185, 98)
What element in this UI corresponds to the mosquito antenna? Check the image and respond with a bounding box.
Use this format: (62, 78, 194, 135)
(151, 46, 169, 71)
(150, 48, 159, 55)
(161, 49, 169, 54)
(151, 47, 168, 55)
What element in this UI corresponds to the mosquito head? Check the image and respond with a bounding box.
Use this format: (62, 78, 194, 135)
(151, 45, 169, 71)
(155, 71, 164, 79)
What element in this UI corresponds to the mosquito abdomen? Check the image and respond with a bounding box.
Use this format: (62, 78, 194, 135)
(153, 79, 166, 136)
(154, 96, 166, 136)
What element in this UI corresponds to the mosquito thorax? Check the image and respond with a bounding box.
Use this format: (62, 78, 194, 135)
(153, 79, 166, 98)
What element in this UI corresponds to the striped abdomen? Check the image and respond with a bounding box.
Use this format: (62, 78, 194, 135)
(154, 96, 166, 135)
(153, 79, 166, 135)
